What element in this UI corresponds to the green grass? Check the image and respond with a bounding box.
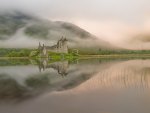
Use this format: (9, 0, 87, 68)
(48, 51, 78, 60)
(1, 48, 150, 61)
(0, 59, 30, 66)
(0, 48, 78, 61)
(0, 48, 32, 57)
(29, 50, 79, 61)
(77, 49, 150, 55)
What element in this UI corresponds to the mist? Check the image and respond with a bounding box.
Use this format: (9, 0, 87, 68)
(0, 0, 150, 49)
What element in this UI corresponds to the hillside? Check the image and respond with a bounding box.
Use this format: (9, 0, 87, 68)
(0, 11, 117, 50)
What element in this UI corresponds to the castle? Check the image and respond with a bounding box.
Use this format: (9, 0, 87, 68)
(38, 37, 68, 57)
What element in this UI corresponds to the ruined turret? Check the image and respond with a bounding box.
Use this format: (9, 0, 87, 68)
(62, 37, 68, 53)
(38, 37, 68, 57)
(57, 37, 68, 53)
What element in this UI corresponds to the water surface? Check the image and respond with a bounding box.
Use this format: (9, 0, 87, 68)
(0, 58, 150, 113)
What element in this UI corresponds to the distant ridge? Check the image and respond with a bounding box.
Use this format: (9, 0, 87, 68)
(0, 11, 118, 49)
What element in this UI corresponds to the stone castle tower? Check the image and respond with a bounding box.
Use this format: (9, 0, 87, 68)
(57, 37, 68, 53)
(38, 37, 68, 57)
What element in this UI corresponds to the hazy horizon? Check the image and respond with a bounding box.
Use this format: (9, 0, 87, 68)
(1, 0, 150, 49)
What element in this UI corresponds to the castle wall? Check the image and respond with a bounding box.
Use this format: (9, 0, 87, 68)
(38, 38, 68, 57)
(57, 39, 68, 53)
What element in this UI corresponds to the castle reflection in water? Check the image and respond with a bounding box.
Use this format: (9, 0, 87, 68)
(38, 58, 70, 76)
(35, 59, 150, 89)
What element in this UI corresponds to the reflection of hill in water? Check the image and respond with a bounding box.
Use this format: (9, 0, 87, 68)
(0, 59, 101, 101)
(0, 74, 28, 99)
(0, 73, 51, 100)
(70, 60, 150, 93)
(1, 59, 150, 100)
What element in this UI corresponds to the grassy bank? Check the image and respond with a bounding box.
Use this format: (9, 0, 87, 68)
(78, 49, 150, 55)
(0, 48, 32, 57)
(1, 48, 150, 60)
(79, 54, 150, 60)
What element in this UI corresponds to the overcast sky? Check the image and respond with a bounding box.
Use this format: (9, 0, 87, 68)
(0, 0, 149, 21)
(1, 0, 150, 47)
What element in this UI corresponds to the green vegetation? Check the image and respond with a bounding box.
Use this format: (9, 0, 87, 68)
(30, 51, 78, 60)
(78, 48, 150, 55)
(0, 59, 30, 66)
(49, 52, 78, 60)
(98, 49, 150, 55)
(1, 48, 150, 60)
(0, 48, 78, 61)
(29, 49, 79, 60)
(29, 50, 39, 57)
(0, 48, 32, 57)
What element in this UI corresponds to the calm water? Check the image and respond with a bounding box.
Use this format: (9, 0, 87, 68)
(0, 58, 150, 113)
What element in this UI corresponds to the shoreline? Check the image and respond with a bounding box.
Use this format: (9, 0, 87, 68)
(0, 54, 150, 59)
(79, 54, 150, 59)
(0, 57, 29, 59)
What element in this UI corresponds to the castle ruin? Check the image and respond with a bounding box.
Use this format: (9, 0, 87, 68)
(38, 37, 68, 57)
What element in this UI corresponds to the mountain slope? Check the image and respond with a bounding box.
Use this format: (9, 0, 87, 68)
(0, 11, 117, 49)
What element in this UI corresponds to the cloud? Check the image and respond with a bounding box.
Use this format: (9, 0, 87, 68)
(0, 0, 149, 22)
(1, 0, 150, 49)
